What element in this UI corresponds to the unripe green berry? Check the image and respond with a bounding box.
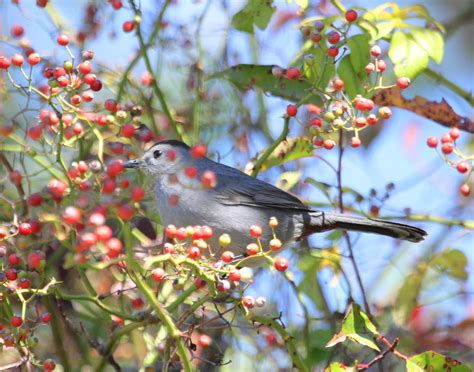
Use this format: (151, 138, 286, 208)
(323, 112, 335, 122)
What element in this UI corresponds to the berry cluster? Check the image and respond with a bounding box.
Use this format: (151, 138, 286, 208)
(270, 9, 412, 150)
(426, 128, 471, 197)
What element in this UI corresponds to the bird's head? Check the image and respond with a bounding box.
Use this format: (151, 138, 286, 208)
(124, 140, 193, 176)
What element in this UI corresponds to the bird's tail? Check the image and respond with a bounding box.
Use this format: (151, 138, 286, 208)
(306, 211, 427, 243)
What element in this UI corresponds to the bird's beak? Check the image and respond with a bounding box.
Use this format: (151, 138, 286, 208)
(124, 159, 141, 169)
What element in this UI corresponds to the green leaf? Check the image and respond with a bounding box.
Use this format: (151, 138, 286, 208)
(326, 303, 380, 351)
(337, 55, 363, 99)
(346, 34, 371, 74)
(257, 137, 314, 171)
(213, 64, 317, 103)
(298, 255, 330, 312)
(388, 31, 429, 79)
(406, 351, 470, 372)
(393, 265, 427, 324)
(305, 177, 331, 200)
(411, 27, 444, 64)
(306, 329, 333, 367)
(325, 363, 357, 372)
(231, 0, 276, 33)
(304, 46, 336, 90)
(430, 249, 468, 280)
(276, 171, 302, 191)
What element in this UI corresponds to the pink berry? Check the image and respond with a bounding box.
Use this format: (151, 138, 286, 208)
(370, 45, 381, 57)
(460, 184, 470, 197)
(396, 77, 411, 89)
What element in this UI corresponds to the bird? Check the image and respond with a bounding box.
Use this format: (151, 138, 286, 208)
(124, 140, 427, 255)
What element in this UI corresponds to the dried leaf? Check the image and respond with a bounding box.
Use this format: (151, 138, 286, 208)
(373, 88, 474, 133)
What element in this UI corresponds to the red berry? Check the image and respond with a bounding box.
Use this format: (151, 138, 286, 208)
(309, 118, 322, 127)
(151, 268, 166, 282)
(367, 114, 378, 125)
(11, 54, 24, 66)
(118, 204, 134, 220)
(377, 60, 387, 72)
(201, 225, 213, 240)
(48, 178, 68, 197)
(19, 278, 31, 289)
(246, 243, 259, 256)
(131, 186, 145, 202)
(78, 61, 92, 74)
(185, 166, 198, 178)
(106, 238, 123, 258)
(63, 206, 82, 225)
(27, 251, 45, 269)
(242, 296, 255, 308)
(0, 56, 11, 69)
(351, 137, 362, 148)
(102, 178, 116, 194)
(396, 77, 411, 89)
(249, 225, 263, 238)
(6, 268, 18, 281)
(11, 315, 23, 327)
(198, 334, 212, 347)
(187, 246, 201, 259)
(18, 222, 32, 235)
(221, 251, 234, 263)
(191, 144, 207, 158)
(333, 78, 344, 90)
(427, 136, 438, 148)
(328, 46, 339, 57)
(27, 53, 41, 65)
(441, 143, 454, 154)
(123, 21, 135, 33)
(441, 133, 453, 144)
(327, 31, 340, 44)
(286, 67, 301, 80)
(460, 184, 470, 197)
(132, 298, 144, 309)
(43, 359, 56, 371)
(345, 9, 358, 22)
(365, 63, 375, 73)
(286, 104, 298, 117)
(41, 312, 51, 323)
(201, 170, 216, 189)
(90, 79, 102, 91)
(310, 31, 322, 43)
(57, 34, 69, 46)
(456, 162, 469, 173)
(37, 0, 48, 7)
(95, 225, 113, 241)
(110, 0, 122, 9)
(274, 257, 289, 271)
(370, 45, 381, 57)
(120, 123, 135, 138)
(449, 127, 460, 140)
(8, 253, 21, 266)
(323, 139, 336, 150)
(11, 24, 24, 37)
(355, 116, 367, 128)
(217, 280, 231, 292)
(9, 170, 22, 185)
(229, 269, 241, 282)
(104, 99, 119, 112)
(106, 159, 124, 178)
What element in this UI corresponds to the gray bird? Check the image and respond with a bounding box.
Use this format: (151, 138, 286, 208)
(125, 140, 426, 254)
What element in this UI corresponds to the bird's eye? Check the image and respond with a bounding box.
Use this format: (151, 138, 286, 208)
(153, 150, 163, 159)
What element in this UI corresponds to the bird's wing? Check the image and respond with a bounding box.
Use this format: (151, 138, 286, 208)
(209, 163, 311, 211)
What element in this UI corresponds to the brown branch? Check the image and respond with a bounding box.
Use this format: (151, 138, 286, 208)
(357, 338, 400, 370)
(373, 88, 474, 133)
